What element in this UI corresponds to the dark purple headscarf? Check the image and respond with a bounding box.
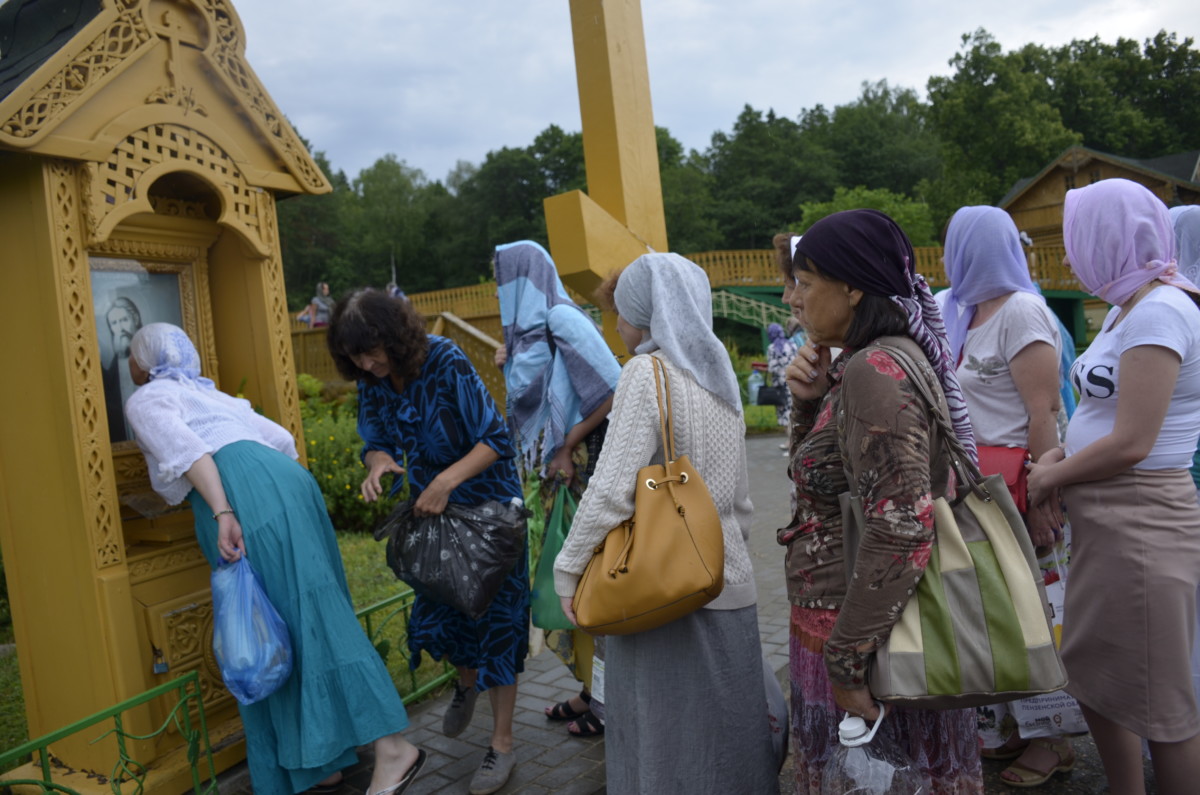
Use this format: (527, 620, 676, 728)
(795, 209, 976, 463)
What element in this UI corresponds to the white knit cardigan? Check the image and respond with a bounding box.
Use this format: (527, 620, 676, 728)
(553, 352, 758, 611)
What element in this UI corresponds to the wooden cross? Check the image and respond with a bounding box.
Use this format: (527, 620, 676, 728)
(546, 0, 669, 347)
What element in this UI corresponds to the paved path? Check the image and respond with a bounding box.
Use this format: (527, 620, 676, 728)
(220, 433, 1154, 793)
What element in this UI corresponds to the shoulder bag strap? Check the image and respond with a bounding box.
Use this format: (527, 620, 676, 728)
(870, 342, 990, 499)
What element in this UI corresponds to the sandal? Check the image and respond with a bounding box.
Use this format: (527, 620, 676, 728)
(567, 710, 605, 737)
(981, 735, 1029, 761)
(1000, 737, 1075, 788)
(545, 690, 592, 721)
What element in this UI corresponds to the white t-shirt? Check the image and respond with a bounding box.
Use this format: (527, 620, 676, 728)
(1065, 286, 1200, 469)
(954, 292, 1062, 448)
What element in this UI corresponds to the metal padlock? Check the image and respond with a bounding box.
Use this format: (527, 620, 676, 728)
(152, 646, 169, 675)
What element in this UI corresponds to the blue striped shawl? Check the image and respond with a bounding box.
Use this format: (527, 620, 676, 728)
(495, 241, 620, 471)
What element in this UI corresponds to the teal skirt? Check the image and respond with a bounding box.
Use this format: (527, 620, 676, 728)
(190, 441, 408, 795)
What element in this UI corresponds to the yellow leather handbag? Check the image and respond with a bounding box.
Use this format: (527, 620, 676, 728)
(573, 356, 725, 635)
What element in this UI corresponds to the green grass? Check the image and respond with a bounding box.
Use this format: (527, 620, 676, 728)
(0, 651, 28, 770)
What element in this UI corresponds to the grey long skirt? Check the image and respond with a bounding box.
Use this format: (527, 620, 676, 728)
(1062, 468, 1200, 742)
(605, 604, 780, 794)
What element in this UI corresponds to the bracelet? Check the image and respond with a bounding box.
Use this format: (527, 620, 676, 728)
(212, 509, 235, 520)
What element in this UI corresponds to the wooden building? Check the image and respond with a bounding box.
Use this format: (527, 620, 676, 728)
(0, 0, 328, 789)
(1001, 145, 1200, 246)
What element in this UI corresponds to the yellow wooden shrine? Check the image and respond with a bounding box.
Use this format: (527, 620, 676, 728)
(0, 0, 327, 789)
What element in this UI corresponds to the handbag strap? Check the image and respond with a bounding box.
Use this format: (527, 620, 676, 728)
(650, 356, 677, 463)
(867, 341, 991, 499)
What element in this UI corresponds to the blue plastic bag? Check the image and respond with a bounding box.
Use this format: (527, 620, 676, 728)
(210, 556, 293, 705)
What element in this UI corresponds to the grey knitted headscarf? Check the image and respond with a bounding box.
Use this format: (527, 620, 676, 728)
(613, 253, 742, 412)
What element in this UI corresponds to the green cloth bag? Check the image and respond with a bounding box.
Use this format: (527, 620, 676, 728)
(532, 485, 577, 630)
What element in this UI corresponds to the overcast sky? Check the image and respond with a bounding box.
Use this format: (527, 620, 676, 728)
(229, 0, 1199, 184)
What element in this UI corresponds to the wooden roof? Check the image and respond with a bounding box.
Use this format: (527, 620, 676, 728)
(0, 0, 328, 196)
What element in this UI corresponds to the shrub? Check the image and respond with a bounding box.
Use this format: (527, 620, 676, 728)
(298, 377, 404, 533)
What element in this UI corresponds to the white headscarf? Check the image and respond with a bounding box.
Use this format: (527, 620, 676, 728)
(129, 323, 215, 390)
(613, 253, 742, 411)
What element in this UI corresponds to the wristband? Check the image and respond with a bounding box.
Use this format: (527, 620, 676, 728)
(212, 509, 235, 520)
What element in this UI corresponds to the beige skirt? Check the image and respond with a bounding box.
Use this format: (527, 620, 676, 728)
(1062, 468, 1200, 742)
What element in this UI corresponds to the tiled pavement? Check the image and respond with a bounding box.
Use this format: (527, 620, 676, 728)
(218, 433, 1155, 793)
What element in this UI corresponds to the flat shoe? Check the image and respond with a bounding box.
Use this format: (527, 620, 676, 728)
(370, 748, 427, 795)
(443, 683, 479, 738)
(1000, 738, 1075, 788)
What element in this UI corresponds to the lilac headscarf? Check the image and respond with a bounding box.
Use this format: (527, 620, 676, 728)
(1063, 179, 1194, 305)
(767, 323, 788, 356)
(129, 323, 215, 390)
(941, 206, 1039, 363)
(795, 210, 976, 462)
(1170, 206, 1200, 287)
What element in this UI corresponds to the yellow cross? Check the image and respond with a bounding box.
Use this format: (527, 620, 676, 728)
(546, 0, 669, 348)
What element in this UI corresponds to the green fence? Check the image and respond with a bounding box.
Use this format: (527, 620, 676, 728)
(0, 671, 217, 795)
(356, 586, 456, 703)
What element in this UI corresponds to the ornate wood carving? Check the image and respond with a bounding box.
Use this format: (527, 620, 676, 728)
(85, 123, 266, 253)
(201, 0, 328, 192)
(127, 544, 205, 584)
(253, 191, 303, 438)
(0, 0, 151, 144)
(46, 161, 125, 569)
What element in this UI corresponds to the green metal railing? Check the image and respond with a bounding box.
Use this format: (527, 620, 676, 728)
(356, 587, 456, 704)
(0, 671, 217, 795)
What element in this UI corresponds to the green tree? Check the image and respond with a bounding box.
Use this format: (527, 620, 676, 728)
(706, 106, 838, 249)
(926, 30, 1080, 215)
(657, 126, 721, 253)
(277, 151, 355, 307)
(825, 81, 942, 198)
(797, 185, 938, 246)
(350, 155, 430, 291)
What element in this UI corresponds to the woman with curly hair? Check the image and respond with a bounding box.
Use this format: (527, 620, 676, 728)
(327, 289, 529, 795)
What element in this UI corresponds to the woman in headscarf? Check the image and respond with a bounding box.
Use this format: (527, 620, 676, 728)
(781, 210, 982, 793)
(494, 240, 621, 738)
(1028, 180, 1200, 794)
(122, 324, 426, 795)
(766, 322, 799, 430)
(298, 281, 334, 328)
(553, 253, 778, 793)
(939, 206, 1075, 786)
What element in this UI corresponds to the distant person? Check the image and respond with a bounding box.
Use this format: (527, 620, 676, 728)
(298, 281, 334, 328)
(386, 282, 407, 301)
(102, 296, 143, 442)
(766, 322, 798, 433)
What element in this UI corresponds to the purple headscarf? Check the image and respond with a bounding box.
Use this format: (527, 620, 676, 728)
(941, 206, 1039, 363)
(795, 209, 977, 463)
(1063, 179, 1195, 305)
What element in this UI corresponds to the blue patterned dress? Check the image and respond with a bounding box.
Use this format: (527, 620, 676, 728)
(358, 336, 529, 690)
